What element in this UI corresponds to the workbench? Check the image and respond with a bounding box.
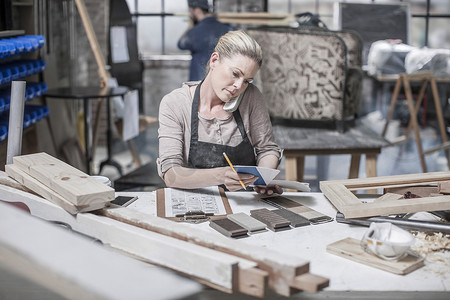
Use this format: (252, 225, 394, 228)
(273, 123, 390, 183)
(1, 183, 448, 299)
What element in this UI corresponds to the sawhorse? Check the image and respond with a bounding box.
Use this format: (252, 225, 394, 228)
(382, 71, 450, 172)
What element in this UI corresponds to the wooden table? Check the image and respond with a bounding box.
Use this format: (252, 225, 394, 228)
(3, 182, 448, 299)
(273, 124, 390, 182)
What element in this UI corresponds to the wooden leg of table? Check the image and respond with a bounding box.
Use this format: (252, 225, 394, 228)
(366, 154, 377, 178)
(403, 76, 427, 172)
(349, 154, 361, 179)
(285, 156, 304, 182)
(366, 154, 378, 194)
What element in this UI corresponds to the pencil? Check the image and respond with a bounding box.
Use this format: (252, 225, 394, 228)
(222, 152, 246, 189)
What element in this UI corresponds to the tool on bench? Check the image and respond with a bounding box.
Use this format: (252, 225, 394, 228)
(175, 210, 214, 224)
(336, 212, 450, 234)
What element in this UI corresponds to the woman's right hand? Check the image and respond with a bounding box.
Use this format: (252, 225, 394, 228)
(223, 169, 257, 191)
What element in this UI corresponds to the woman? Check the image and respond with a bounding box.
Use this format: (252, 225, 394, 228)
(157, 30, 283, 195)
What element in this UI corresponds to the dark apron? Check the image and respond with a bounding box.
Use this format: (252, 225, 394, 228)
(187, 82, 256, 169)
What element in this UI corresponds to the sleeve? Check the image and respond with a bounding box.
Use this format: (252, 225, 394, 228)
(178, 29, 194, 51)
(245, 85, 283, 163)
(157, 90, 189, 177)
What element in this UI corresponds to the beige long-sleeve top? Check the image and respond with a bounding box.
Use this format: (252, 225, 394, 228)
(157, 81, 282, 177)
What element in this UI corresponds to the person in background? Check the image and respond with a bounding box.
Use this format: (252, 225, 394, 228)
(158, 30, 283, 195)
(178, 0, 234, 81)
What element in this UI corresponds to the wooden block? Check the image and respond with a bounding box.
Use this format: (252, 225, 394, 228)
(238, 267, 268, 298)
(250, 208, 291, 231)
(5, 165, 108, 214)
(6, 164, 79, 215)
(375, 193, 403, 202)
(209, 218, 248, 238)
(292, 273, 329, 293)
(101, 207, 315, 297)
(327, 237, 424, 275)
(12, 152, 114, 206)
(438, 181, 450, 194)
(227, 212, 267, 233)
(262, 196, 333, 224)
(272, 209, 310, 228)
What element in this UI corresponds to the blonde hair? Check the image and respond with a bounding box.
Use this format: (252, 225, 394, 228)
(214, 30, 263, 67)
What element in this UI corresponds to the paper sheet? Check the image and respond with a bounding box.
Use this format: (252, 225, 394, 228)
(110, 26, 130, 63)
(164, 186, 227, 217)
(122, 90, 139, 141)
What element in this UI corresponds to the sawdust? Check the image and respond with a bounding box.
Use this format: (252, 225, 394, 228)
(411, 232, 450, 276)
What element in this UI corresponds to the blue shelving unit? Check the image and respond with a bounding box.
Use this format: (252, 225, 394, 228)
(0, 32, 49, 142)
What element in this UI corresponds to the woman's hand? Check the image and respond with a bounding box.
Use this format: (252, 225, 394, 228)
(224, 169, 257, 191)
(253, 185, 283, 196)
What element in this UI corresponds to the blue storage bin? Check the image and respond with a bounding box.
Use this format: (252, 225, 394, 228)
(0, 42, 8, 58)
(25, 85, 36, 101)
(9, 37, 25, 54)
(0, 67, 12, 84)
(0, 97, 5, 113)
(0, 125, 7, 141)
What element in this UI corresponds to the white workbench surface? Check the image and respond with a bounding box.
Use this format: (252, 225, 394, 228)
(121, 190, 450, 293)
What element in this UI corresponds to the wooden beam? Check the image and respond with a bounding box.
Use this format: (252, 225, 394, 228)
(12, 152, 114, 206)
(5, 165, 106, 214)
(73, 0, 110, 84)
(0, 202, 201, 299)
(0, 184, 268, 296)
(101, 207, 327, 296)
(320, 171, 450, 218)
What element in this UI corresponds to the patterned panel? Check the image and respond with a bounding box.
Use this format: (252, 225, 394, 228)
(249, 29, 349, 121)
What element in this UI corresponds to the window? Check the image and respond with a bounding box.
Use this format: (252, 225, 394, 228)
(128, 0, 450, 57)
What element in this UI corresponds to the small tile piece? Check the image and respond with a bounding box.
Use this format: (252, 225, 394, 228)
(227, 212, 267, 233)
(209, 217, 248, 238)
(272, 209, 310, 228)
(250, 208, 291, 232)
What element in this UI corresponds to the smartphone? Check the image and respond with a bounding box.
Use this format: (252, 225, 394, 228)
(223, 89, 246, 112)
(111, 195, 138, 207)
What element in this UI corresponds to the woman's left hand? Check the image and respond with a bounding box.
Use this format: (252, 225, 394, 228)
(253, 185, 283, 196)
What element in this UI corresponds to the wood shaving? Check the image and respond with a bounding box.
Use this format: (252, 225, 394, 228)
(411, 232, 450, 272)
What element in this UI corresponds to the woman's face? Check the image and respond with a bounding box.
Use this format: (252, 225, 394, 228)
(208, 53, 259, 103)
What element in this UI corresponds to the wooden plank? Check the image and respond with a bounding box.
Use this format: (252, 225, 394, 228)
(12, 152, 114, 206)
(6, 164, 78, 214)
(0, 202, 201, 300)
(227, 212, 267, 233)
(5, 165, 107, 214)
(320, 172, 450, 218)
(0, 184, 267, 296)
(209, 218, 248, 238)
(73, 0, 110, 84)
(250, 208, 291, 231)
(292, 273, 329, 293)
(0, 183, 326, 297)
(327, 238, 424, 275)
(0, 170, 32, 193)
(321, 171, 450, 190)
(343, 196, 450, 218)
(100, 207, 322, 297)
